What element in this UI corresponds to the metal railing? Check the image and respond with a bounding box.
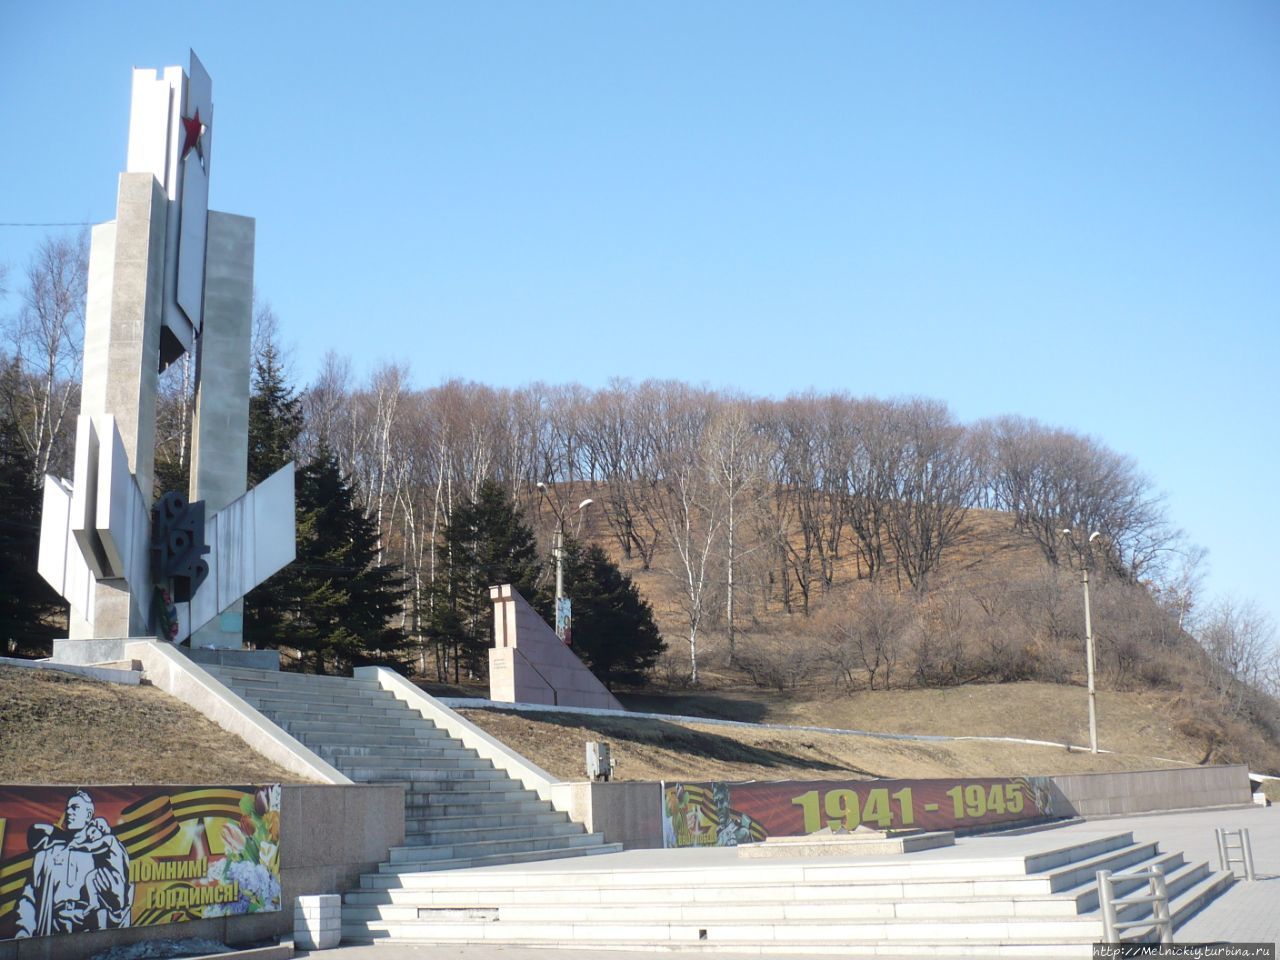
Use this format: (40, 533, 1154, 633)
(1097, 864, 1173, 944)
(1215, 827, 1257, 881)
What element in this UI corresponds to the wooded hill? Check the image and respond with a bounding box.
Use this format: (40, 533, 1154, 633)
(1, 242, 1276, 773)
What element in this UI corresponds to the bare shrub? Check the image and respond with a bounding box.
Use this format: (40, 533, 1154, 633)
(735, 632, 821, 692)
(825, 584, 910, 690)
(906, 581, 972, 686)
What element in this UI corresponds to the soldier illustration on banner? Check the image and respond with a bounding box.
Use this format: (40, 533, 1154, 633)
(15, 790, 132, 938)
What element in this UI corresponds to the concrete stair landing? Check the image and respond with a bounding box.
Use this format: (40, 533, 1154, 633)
(340, 830, 1234, 956)
(204, 666, 621, 875)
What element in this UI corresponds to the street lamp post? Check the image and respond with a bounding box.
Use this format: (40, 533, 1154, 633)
(1063, 529, 1101, 755)
(536, 482, 593, 644)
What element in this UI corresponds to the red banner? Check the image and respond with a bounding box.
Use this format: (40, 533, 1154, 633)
(0, 785, 281, 941)
(661, 776, 1057, 847)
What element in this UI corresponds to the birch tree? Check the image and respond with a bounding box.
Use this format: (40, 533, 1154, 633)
(1, 234, 87, 481)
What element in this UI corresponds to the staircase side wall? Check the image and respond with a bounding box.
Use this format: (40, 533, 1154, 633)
(124, 640, 350, 783)
(358, 666, 565, 807)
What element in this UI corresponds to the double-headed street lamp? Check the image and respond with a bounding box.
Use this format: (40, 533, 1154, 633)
(536, 481, 593, 644)
(1062, 528, 1102, 755)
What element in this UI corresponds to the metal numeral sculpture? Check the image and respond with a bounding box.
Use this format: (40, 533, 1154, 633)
(151, 492, 210, 602)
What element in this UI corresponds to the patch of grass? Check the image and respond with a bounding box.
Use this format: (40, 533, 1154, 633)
(0, 666, 314, 784)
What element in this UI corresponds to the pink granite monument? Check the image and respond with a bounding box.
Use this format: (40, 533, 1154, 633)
(488, 584, 623, 710)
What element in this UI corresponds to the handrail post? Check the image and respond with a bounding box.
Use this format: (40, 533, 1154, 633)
(1097, 869, 1117, 942)
(1151, 863, 1172, 944)
(1216, 826, 1258, 881)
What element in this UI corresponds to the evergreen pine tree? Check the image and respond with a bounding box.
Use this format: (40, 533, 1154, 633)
(242, 338, 304, 648)
(562, 538, 665, 687)
(429, 479, 543, 681)
(247, 338, 303, 485)
(282, 449, 409, 673)
(0, 411, 64, 656)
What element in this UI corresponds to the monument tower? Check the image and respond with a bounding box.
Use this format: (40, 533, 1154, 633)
(37, 51, 295, 658)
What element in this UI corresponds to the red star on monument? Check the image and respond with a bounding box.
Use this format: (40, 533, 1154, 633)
(181, 109, 205, 165)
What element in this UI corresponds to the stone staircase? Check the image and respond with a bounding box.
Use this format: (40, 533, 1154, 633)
(204, 666, 622, 872)
(340, 830, 1233, 956)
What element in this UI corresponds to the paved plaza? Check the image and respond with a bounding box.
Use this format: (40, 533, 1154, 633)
(300, 804, 1278, 960)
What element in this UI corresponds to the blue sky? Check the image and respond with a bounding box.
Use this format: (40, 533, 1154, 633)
(2, 1, 1277, 629)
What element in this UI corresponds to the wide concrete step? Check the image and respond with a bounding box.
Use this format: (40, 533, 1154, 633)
(247, 699, 418, 720)
(1044, 841, 1160, 893)
(405, 810, 569, 834)
(243, 696, 409, 716)
(273, 717, 436, 735)
(386, 831, 606, 866)
(237, 687, 400, 706)
(341, 911, 1107, 945)
(205, 666, 381, 691)
(401, 777, 535, 795)
(404, 798, 554, 820)
(325, 757, 488, 773)
(332, 756, 494, 775)
(359, 843, 624, 884)
(344, 885, 1095, 917)
(1070, 850, 1186, 912)
(404, 821, 584, 847)
(340, 926, 1096, 957)
(348, 852, 1215, 921)
(299, 730, 462, 749)
(1168, 869, 1235, 926)
(1023, 832, 1134, 873)
(354, 840, 1144, 895)
(316, 744, 474, 760)
(361, 774, 519, 793)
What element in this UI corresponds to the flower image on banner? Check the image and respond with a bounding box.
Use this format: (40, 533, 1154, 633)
(0, 785, 281, 940)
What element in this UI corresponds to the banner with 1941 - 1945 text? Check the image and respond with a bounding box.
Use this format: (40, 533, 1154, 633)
(661, 776, 1060, 847)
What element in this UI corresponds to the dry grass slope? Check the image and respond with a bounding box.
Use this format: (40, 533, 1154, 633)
(0, 666, 312, 784)
(0, 665, 1212, 790)
(458, 680, 1205, 782)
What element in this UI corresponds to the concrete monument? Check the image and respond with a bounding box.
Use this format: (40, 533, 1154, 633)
(488, 584, 623, 710)
(37, 52, 294, 657)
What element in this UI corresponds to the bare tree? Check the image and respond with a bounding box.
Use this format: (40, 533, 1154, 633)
(844, 398, 895, 582)
(704, 397, 767, 664)
(1, 234, 87, 480)
(579, 379, 663, 568)
(987, 416, 1172, 579)
(651, 383, 723, 684)
(366, 362, 411, 563)
(881, 398, 977, 592)
(301, 350, 354, 460)
(768, 397, 821, 614)
(1150, 542, 1209, 633)
(1198, 597, 1277, 715)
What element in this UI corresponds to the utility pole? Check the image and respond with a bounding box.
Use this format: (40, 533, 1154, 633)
(1062, 528, 1101, 755)
(537, 482, 593, 645)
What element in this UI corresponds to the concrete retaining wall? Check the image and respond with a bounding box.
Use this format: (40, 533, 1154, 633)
(0, 784, 403, 960)
(550, 780, 662, 849)
(1047, 764, 1252, 818)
